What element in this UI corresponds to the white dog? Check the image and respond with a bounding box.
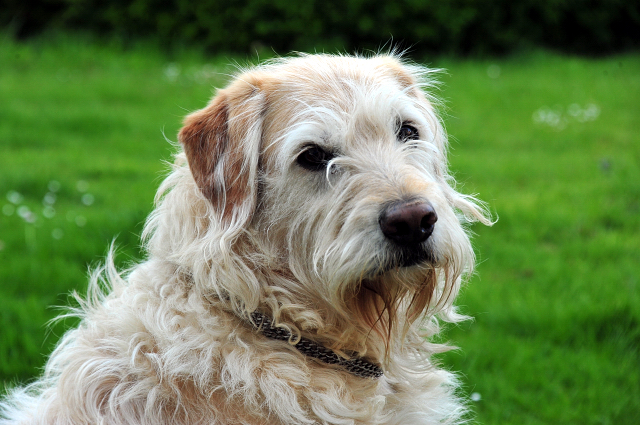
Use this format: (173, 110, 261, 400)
(1, 54, 491, 424)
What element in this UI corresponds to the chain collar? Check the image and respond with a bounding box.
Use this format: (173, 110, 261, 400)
(249, 311, 383, 379)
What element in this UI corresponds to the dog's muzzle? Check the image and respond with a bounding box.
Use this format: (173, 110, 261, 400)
(379, 200, 438, 268)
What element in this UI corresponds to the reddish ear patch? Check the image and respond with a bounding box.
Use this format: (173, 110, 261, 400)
(179, 93, 229, 203)
(179, 89, 259, 222)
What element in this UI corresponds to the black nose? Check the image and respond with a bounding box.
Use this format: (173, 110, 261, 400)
(379, 201, 437, 245)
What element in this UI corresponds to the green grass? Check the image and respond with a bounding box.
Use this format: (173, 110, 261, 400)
(0, 33, 235, 380)
(437, 53, 640, 423)
(1, 34, 638, 424)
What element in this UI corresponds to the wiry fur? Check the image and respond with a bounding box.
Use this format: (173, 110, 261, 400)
(1, 54, 491, 424)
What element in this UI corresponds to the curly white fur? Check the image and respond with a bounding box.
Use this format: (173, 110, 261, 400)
(1, 54, 491, 425)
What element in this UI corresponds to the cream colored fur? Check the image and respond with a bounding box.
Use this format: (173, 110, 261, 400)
(1, 54, 491, 424)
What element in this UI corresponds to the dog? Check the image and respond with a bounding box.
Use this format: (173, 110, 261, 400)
(1, 54, 491, 424)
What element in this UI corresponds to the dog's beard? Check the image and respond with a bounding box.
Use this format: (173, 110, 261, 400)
(350, 265, 438, 356)
(343, 237, 461, 359)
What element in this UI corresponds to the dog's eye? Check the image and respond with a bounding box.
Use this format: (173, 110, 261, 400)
(296, 145, 334, 171)
(397, 123, 420, 142)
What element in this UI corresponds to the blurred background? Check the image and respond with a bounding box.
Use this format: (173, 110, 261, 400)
(1, 1, 639, 424)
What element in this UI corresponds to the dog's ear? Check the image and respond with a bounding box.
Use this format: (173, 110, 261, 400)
(179, 80, 264, 226)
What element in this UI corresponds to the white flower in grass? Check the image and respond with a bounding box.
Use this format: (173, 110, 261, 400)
(568, 103, 582, 117)
(568, 103, 601, 122)
(583, 103, 601, 121)
(536, 103, 601, 129)
(48, 180, 61, 192)
(487, 64, 501, 79)
(193, 64, 217, 84)
(43, 192, 56, 206)
(532, 106, 565, 129)
(164, 63, 181, 82)
(43, 206, 56, 219)
(470, 392, 482, 402)
(75, 215, 87, 227)
(82, 193, 95, 206)
(17, 205, 30, 218)
(18, 206, 36, 223)
(7, 191, 23, 204)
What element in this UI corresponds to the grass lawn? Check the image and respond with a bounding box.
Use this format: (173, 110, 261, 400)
(1, 34, 639, 424)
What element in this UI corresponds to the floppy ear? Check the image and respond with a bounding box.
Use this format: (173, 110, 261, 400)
(178, 80, 264, 227)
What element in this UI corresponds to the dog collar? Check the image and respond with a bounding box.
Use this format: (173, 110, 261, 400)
(249, 311, 384, 379)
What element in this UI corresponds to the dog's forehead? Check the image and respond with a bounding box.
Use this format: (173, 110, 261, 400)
(262, 55, 415, 104)
(249, 56, 427, 153)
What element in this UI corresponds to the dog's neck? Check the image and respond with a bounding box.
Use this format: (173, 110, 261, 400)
(249, 311, 383, 379)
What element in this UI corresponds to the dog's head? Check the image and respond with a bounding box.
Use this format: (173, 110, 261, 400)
(175, 54, 491, 356)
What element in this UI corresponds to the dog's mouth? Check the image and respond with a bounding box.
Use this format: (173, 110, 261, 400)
(393, 244, 436, 268)
(372, 243, 437, 276)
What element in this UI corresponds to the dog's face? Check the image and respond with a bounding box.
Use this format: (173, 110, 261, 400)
(178, 55, 489, 351)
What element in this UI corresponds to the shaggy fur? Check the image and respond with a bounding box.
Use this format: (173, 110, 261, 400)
(1, 54, 491, 424)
